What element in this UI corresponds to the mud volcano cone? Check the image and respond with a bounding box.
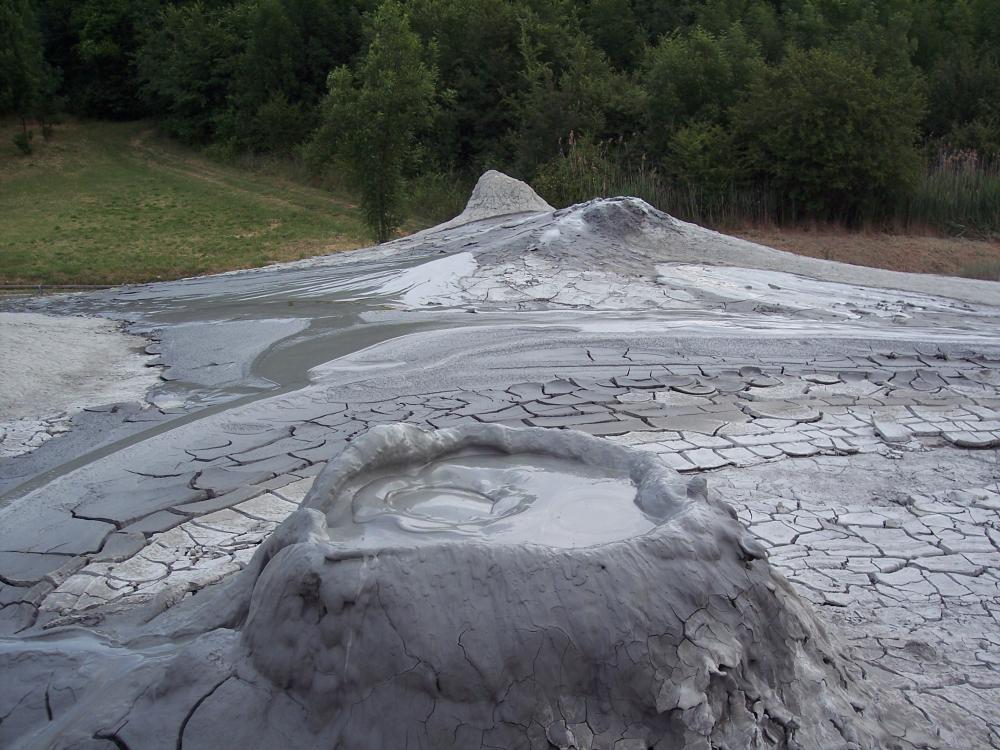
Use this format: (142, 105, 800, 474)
(227, 423, 922, 749)
(438, 169, 554, 229)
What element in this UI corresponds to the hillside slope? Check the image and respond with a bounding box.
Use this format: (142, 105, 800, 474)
(0, 120, 370, 285)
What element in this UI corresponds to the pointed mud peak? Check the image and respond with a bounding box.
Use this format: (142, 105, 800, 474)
(440, 170, 554, 229)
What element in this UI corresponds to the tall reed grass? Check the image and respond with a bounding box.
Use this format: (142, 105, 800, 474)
(404, 170, 470, 225)
(534, 138, 1000, 237)
(899, 151, 1000, 238)
(533, 139, 783, 228)
(207, 134, 1000, 239)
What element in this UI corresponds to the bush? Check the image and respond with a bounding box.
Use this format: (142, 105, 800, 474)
(664, 122, 739, 195)
(13, 128, 33, 154)
(404, 171, 469, 226)
(534, 135, 779, 228)
(246, 94, 314, 155)
(937, 116, 1000, 161)
(732, 46, 926, 223)
(643, 25, 763, 157)
(534, 135, 617, 208)
(926, 49, 1000, 159)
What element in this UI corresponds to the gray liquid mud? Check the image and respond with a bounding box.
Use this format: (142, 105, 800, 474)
(333, 451, 647, 549)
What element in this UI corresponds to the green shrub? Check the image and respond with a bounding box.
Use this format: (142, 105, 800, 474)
(534, 135, 618, 208)
(404, 171, 469, 226)
(246, 94, 314, 155)
(643, 25, 764, 156)
(13, 128, 33, 154)
(664, 122, 739, 195)
(732, 46, 926, 223)
(310, 2, 438, 242)
(534, 135, 779, 228)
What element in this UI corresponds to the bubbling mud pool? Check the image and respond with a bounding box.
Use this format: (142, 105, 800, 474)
(329, 451, 650, 549)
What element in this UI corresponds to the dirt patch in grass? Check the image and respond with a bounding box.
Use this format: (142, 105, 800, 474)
(733, 226, 1000, 280)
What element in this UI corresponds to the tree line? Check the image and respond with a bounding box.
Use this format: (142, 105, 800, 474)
(3, 0, 999, 239)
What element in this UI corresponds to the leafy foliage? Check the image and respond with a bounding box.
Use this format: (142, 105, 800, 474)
(733, 46, 926, 221)
(1, 0, 56, 129)
(12, 0, 1000, 230)
(643, 25, 763, 156)
(512, 33, 642, 176)
(310, 1, 438, 241)
(136, 2, 246, 144)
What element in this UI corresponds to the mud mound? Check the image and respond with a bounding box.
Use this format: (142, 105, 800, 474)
(120, 423, 931, 750)
(430, 174, 1000, 306)
(525, 197, 1000, 307)
(439, 170, 554, 229)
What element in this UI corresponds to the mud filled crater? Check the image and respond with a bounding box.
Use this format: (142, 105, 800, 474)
(332, 450, 648, 548)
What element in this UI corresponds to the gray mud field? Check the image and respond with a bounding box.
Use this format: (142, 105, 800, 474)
(1, 173, 999, 749)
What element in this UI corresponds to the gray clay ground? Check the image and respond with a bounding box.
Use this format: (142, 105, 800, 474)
(1, 172, 999, 748)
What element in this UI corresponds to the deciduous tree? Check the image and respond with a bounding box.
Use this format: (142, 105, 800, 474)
(733, 45, 926, 220)
(1, 0, 56, 151)
(310, 1, 438, 241)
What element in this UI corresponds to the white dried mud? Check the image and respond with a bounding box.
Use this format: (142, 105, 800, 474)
(388, 180, 1000, 313)
(0, 313, 158, 457)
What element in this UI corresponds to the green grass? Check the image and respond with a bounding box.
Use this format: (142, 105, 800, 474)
(0, 120, 375, 285)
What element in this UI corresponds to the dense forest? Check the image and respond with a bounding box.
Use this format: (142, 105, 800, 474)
(3, 0, 999, 239)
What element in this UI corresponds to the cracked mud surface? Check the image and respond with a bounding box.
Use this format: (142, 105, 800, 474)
(1, 173, 999, 748)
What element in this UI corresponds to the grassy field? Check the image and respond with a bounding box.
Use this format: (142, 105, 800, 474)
(0, 120, 374, 285)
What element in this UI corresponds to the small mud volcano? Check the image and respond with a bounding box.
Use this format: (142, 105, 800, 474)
(156, 422, 929, 750)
